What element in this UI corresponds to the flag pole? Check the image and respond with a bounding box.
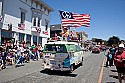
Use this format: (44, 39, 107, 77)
(58, 10, 64, 41)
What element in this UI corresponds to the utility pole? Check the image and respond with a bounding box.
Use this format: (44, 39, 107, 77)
(0, 0, 3, 45)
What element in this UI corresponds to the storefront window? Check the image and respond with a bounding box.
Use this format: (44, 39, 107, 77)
(1, 31, 13, 44)
(19, 33, 24, 43)
(26, 34, 31, 47)
(33, 36, 37, 45)
(1, 31, 13, 38)
(38, 37, 42, 44)
(26, 34, 31, 42)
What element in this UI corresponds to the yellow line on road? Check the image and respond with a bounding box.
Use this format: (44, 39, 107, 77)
(98, 58, 105, 83)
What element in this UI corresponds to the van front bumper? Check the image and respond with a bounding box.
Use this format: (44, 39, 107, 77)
(42, 65, 70, 71)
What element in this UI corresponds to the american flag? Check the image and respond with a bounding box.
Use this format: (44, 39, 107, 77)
(0, 15, 2, 22)
(18, 23, 25, 30)
(43, 31, 48, 35)
(59, 10, 90, 27)
(36, 27, 41, 33)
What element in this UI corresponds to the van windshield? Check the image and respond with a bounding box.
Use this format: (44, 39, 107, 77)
(44, 44, 67, 53)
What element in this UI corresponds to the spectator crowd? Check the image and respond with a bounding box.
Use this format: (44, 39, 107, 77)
(0, 41, 43, 70)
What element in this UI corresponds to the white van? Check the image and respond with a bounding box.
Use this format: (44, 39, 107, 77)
(42, 41, 84, 72)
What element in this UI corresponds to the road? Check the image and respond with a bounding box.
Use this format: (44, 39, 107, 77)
(0, 52, 119, 83)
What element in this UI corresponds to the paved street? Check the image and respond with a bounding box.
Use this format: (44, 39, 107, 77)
(0, 52, 119, 83)
(102, 58, 119, 83)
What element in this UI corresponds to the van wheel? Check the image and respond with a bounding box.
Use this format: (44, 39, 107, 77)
(70, 65, 74, 73)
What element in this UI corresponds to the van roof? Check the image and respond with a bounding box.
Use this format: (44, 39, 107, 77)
(45, 41, 78, 45)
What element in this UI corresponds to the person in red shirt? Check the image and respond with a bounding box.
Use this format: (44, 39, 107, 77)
(34, 47, 38, 61)
(114, 44, 125, 83)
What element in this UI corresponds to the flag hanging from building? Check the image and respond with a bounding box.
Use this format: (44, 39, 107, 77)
(0, 15, 2, 23)
(18, 23, 25, 30)
(59, 10, 90, 28)
(36, 27, 41, 33)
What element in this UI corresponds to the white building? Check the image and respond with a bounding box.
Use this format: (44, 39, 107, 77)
(0, 0, 54, 47)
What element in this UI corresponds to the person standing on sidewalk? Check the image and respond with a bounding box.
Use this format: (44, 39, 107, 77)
(1, 48, 7, 69)
(114, 44, 125, 83)
(109, 45, 116, 66)
(15, 52, 24, 67)
(34, 46, 38, 61)
(105, 50, 112, 67)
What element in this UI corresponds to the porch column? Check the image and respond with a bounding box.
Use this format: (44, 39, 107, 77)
(0, 28, 1, 45)
(31, 35, 33, 45)
(24, 34, 26, 42)
(37, 36, 39, 45)
(13, 32, 18, 45)
(0, 0, 3, 45)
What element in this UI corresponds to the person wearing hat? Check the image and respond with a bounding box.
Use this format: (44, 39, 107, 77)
(114, 43, 125, 83)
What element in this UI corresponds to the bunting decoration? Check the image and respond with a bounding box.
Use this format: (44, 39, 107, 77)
(43, 31, 48, 35)
(18, 23, 25, 30)
(36, 27, 41, 33)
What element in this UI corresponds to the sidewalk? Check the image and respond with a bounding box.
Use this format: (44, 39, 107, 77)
(0, 59, 43, 83)
(101, 60, 119, 83)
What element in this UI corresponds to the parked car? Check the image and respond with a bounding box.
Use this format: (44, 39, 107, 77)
(92, 46, 100, 53)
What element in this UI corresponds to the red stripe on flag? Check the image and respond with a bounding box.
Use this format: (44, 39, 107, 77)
(61, 13, 90, 27)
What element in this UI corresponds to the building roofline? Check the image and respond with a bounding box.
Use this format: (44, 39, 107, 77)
(33, 0, 54, 12)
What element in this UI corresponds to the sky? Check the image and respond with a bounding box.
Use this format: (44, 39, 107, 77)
(42, 0, 125, 40)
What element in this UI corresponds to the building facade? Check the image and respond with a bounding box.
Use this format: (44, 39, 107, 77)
(0, 0, 53, 47)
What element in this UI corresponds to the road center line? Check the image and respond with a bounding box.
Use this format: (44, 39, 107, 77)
(98, 58, 105, 83)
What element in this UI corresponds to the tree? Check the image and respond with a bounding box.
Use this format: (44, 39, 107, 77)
(107, 36, 120, 46)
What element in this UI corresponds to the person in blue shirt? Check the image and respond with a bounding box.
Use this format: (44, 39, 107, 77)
(1, 48, 7, 69)
(15, 52, 24, 67)
(109, 45, 117, 66)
